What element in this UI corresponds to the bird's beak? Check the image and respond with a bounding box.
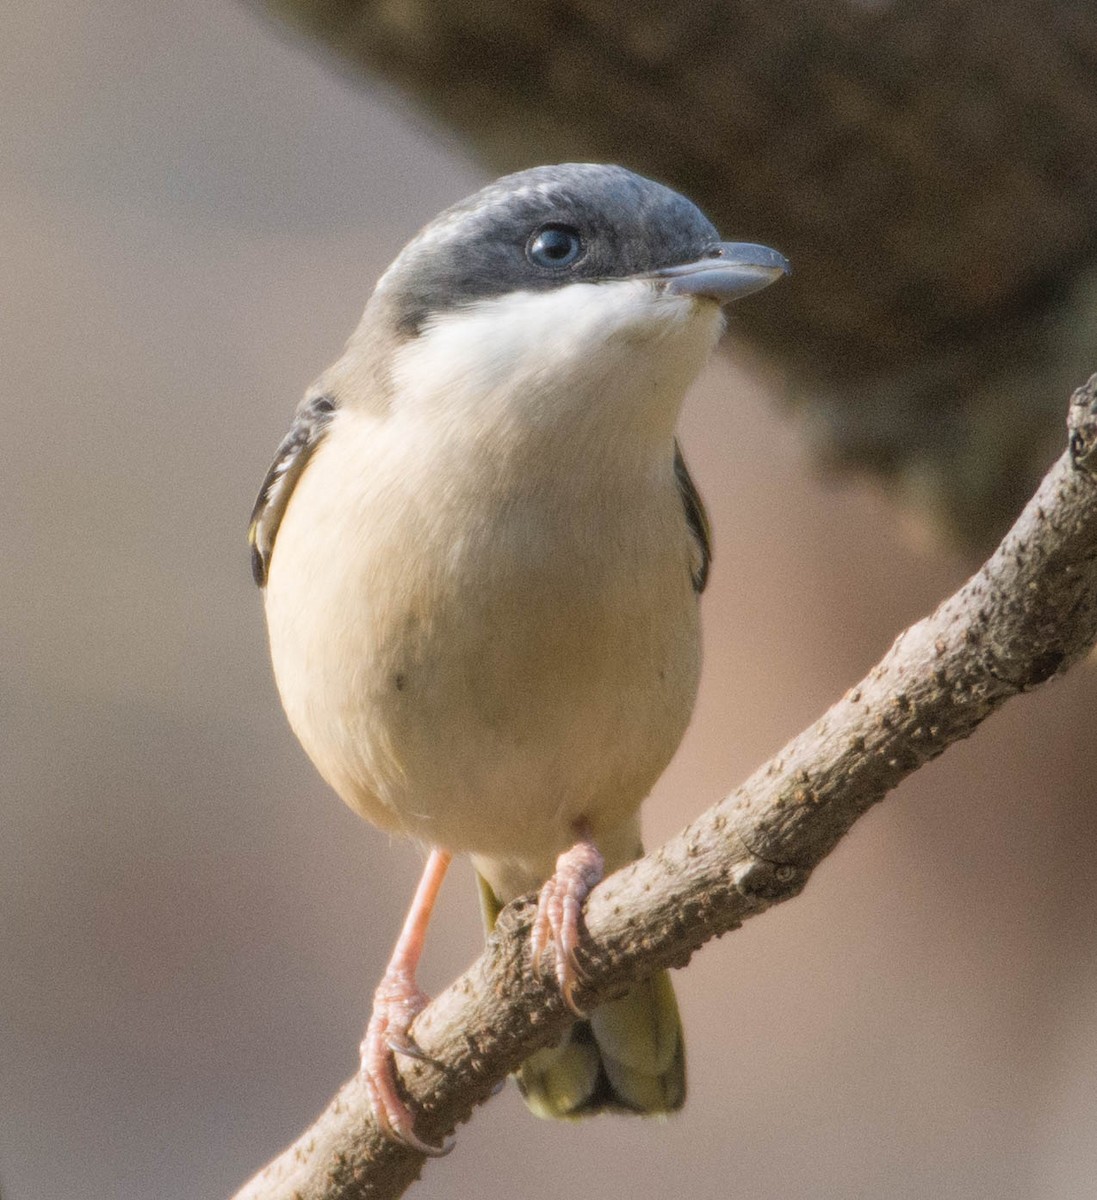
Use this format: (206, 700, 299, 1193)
(649, 242, 790, 304)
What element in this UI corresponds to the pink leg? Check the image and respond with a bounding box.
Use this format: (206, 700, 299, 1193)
(530, 821, 605, 1016)
(360, 848, 453, 1157)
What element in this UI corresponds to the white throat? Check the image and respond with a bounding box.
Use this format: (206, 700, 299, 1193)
(381, 279, 725, 464)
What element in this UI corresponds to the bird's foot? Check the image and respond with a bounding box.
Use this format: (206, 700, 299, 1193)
(530, 833, 605, 1016)
(359, 970, 453, 1157)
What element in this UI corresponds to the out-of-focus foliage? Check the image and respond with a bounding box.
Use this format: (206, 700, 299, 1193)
(261, 0, 1097, 546)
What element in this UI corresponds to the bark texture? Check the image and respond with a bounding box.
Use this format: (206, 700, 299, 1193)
(257, 0, 1097, 544)
(231, 376, 1097, 1200)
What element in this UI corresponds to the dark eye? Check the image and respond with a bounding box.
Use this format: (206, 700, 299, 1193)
(526, 224, 584, 270)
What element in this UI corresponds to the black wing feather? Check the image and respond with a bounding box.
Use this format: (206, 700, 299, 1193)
(673, 440, 712, 593)
(247, 394, 336, 587)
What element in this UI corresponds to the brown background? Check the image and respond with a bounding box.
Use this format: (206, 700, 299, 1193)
(4, 2, 1097, 1197)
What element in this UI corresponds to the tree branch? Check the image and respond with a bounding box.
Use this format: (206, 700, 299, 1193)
(232, 375, 1097, 1200)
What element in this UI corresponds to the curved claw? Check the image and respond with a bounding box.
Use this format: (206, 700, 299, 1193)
(559, 978, 589, 1019)
(390, 1120, 454, 1160)
(386, 1026, 436, 1064)
(560, 962, 591, 1019)
(364, 1065, 456, 1156)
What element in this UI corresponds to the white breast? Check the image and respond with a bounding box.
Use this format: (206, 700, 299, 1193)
(263, 280, 722, 875)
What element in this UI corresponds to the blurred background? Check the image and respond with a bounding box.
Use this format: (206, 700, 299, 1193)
(4, 1, 1097, 1198)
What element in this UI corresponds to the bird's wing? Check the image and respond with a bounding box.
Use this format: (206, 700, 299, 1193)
(247, 394, 336, 587)
(673, 440, 712, 593)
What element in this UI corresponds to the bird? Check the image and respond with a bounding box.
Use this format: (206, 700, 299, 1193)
(249, 163, 788, 1154)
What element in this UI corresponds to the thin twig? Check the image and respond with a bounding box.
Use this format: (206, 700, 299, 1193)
(232, 375, 1097, 1200)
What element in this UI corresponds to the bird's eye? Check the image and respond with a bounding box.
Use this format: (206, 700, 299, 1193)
(526, 224, 584, 270)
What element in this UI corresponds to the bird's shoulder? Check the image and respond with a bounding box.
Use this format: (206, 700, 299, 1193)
(248, 392, 337, 587)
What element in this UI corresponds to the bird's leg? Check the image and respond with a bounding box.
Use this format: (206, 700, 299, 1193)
(530, 819, 605, 1016)
(360, 847, 454, 1157)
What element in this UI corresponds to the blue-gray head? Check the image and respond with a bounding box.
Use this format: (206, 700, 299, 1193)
(372, 163, 789, 337)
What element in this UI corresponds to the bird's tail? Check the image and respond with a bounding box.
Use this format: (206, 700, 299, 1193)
(475, 868, 686, 1118)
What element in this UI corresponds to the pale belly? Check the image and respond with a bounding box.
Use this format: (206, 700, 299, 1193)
(263, 435, 701, 871)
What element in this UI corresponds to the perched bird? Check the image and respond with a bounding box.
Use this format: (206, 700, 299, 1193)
(249, 163, 788, 1153)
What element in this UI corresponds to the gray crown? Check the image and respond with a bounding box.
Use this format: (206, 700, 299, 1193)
(375, 163, 722, 336)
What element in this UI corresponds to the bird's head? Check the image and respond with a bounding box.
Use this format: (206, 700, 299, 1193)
(333, 164, 788, 445)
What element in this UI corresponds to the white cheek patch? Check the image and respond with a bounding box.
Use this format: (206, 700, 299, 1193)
(390, 280, 722, 414)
